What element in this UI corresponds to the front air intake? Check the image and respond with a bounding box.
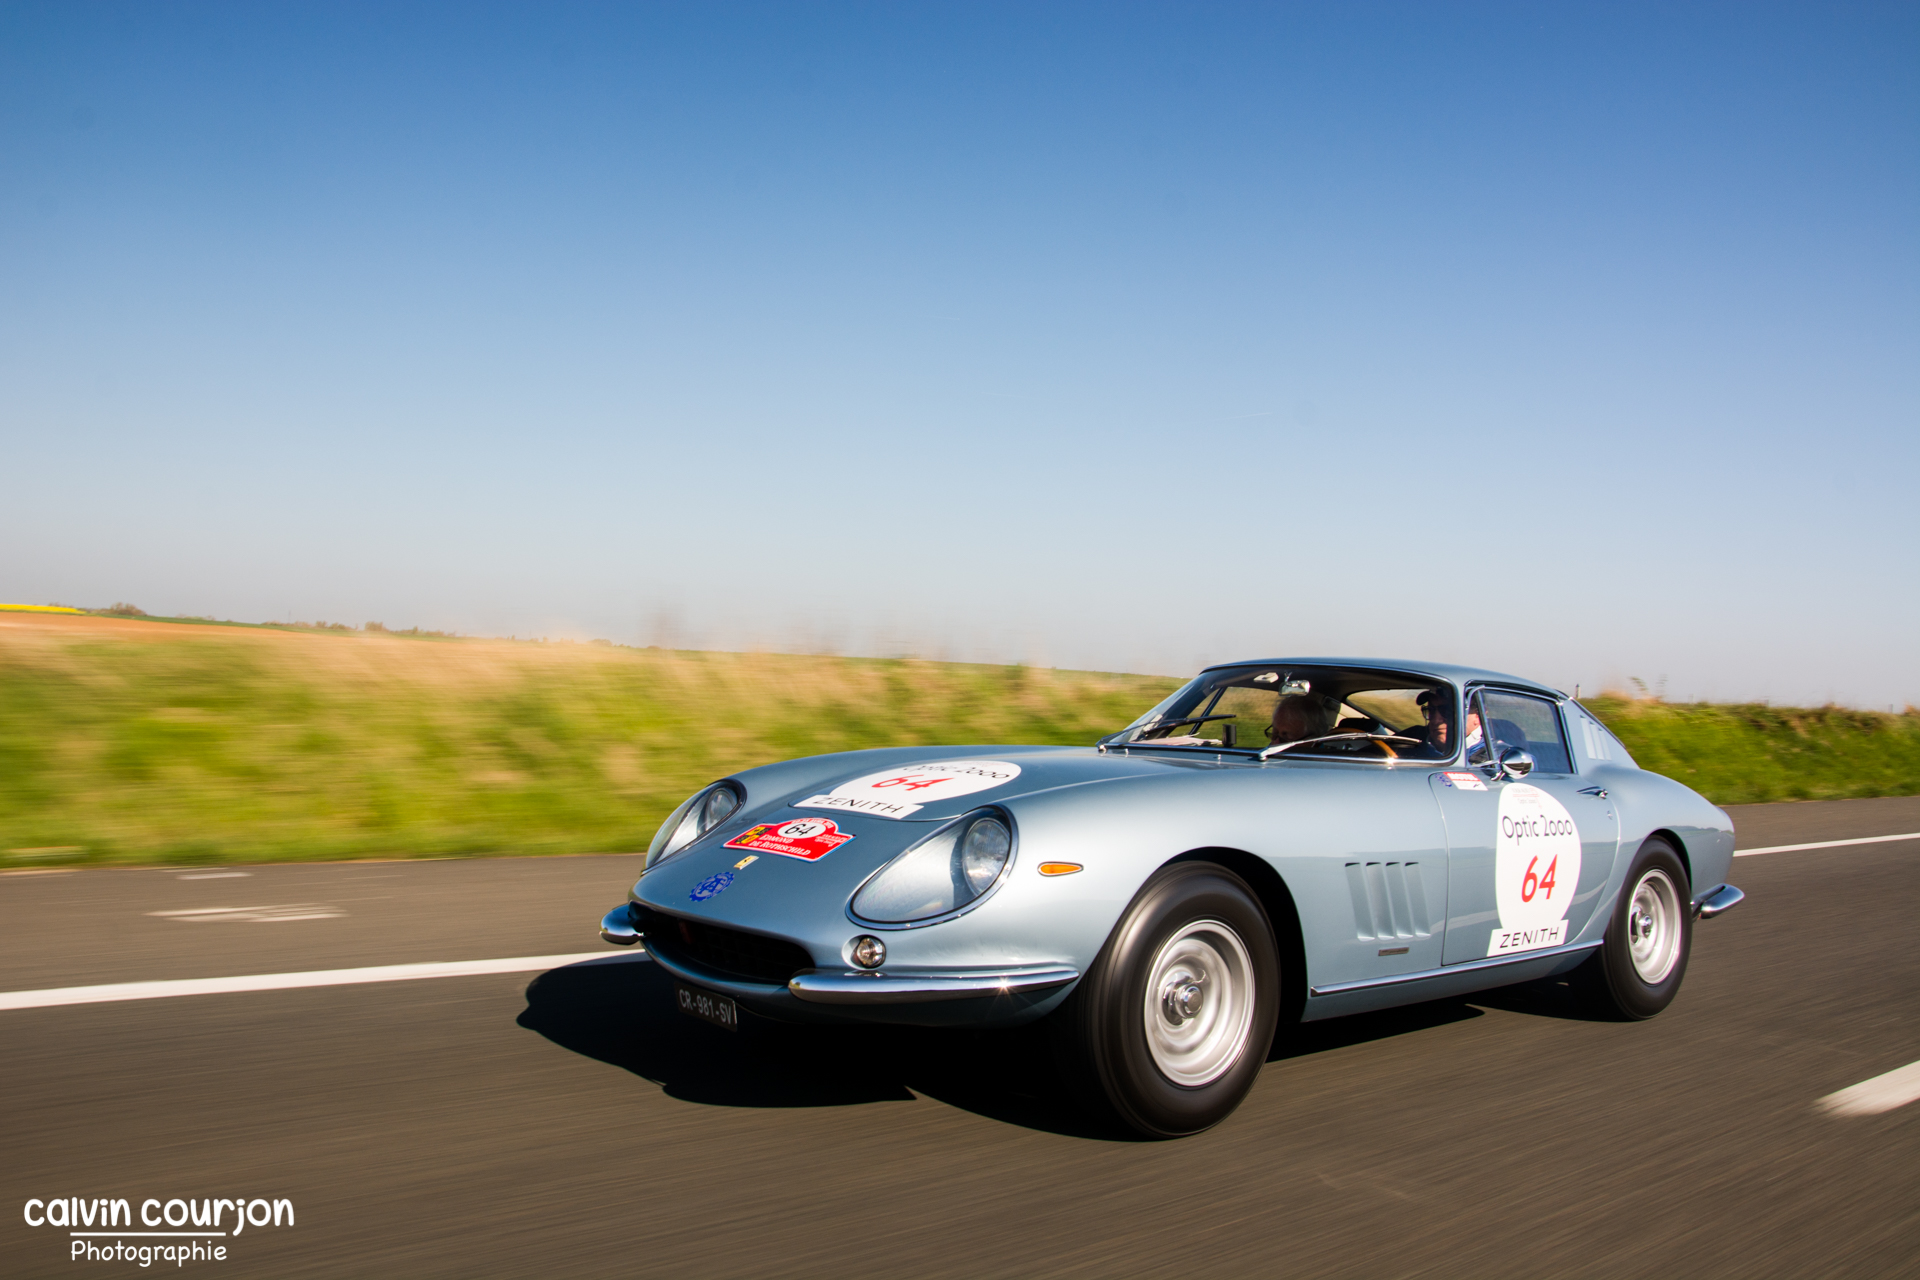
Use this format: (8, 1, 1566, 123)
(631, 906, 814, 985)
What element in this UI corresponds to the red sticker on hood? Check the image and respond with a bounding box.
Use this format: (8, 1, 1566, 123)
(723, 817, 855, 862)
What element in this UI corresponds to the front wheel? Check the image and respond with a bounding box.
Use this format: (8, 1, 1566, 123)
(1578, 837, 1692, 1020)
(1051, 862, 1280, 1137)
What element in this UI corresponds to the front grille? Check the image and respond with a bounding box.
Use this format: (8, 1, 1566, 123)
(633, 906, 814, 985)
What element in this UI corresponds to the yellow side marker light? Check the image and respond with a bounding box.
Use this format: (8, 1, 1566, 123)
(1038, 863, 1083, 876)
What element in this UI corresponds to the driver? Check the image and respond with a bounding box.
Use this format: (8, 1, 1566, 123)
(1267, 695, 1330, 745)
(1412, 689, 1455, 753)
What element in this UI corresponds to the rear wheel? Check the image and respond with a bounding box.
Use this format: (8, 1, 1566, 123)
(1051, 862, 1280, 1137)
(1578, 838, 1692, 1020)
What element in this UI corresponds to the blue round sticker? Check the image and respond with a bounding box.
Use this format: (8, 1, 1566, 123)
(689, 871, 735, 903)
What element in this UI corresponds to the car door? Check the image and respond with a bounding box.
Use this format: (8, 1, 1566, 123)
(1258, 758, 1451, 987)
(1434, 687, 1620, 964)
(1191, 680, 1454, 987)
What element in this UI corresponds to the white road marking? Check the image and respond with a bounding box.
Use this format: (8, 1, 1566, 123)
(1817, 1060, 1920, 1117)
(147, 904, 344, 923)
(178, 871, 252, 880)
(0, 950, 647, 1012)
(1735, 832, 1920, 857)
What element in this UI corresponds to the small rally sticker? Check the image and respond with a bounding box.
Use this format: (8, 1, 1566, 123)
(1487, 783, 1583, 956)
(795, 760, 1023, 820)
(1443, 770, 1488, 791)
(689, 871, 734, 903)
(724, 817, 855, 862)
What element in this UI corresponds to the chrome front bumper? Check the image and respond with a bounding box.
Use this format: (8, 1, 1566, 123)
(598, 901, 1078, 1009)
(786, 965, 1080, 1005)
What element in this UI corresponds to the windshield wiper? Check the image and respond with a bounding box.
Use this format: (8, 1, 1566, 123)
(1113, 713, 1238, 742)
(1140, 713, 1237, 732)
(1099, 713, 1250, 753)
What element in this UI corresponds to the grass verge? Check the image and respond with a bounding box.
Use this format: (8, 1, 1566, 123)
(1, 614, 1913, 867)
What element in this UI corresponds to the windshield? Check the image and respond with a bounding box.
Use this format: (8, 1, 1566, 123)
(1111, 663, 1458, 762)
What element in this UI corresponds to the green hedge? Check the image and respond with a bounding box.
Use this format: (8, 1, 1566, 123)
(1584, 696, 1920, 806)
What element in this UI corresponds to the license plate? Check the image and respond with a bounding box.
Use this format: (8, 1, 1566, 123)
(674, 982, 738, 1031)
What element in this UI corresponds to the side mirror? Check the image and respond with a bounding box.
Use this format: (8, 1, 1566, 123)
(1496, 748, 1534, 779)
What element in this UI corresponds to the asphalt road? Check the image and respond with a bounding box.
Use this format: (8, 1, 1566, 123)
(4, 797, 1917, 1278)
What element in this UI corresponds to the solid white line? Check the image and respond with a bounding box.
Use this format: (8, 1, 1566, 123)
(70, 1233, 226, 1238)
(1817, 1060, 1920, 1118)
(0, 950, 647, 1012)
(1735, 832, 1920, 857)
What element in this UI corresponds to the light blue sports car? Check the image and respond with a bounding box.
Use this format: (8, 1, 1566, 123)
(599, 658, 1744, 1136)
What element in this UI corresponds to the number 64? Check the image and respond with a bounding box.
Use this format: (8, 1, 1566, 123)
(1521, 855, 1559, 903)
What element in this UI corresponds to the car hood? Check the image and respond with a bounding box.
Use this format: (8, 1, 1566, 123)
(630, 745, 1230, 931)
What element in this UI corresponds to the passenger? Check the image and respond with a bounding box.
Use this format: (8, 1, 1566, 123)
(1463, 709, 1487, 762)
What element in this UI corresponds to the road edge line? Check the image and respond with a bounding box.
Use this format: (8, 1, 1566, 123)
(1735, 832, 1920, 857)
(0, 950, 648, 1012)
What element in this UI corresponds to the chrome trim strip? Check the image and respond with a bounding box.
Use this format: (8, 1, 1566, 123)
(1307, 939, 1602, 998)
(788, 965, 1080, 1005)
(1695, 883, 1745, 920)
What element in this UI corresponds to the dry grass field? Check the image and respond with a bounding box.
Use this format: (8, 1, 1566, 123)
(0, 612, 1175, 866)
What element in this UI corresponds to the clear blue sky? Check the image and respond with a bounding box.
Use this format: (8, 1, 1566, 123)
(3, 2, 1914, 707)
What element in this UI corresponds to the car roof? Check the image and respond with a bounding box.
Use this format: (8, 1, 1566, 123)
(1201, 657, 1565, 698)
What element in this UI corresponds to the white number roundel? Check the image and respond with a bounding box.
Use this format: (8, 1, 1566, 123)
(1494, 783, 1582, 933)
(796, 759, 1024, 820)
(827, 760, 1022, 804)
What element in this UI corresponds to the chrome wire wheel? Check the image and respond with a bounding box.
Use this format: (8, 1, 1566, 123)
(1143, 918, 1255, 1087)
(1626, 868, 1683, 984)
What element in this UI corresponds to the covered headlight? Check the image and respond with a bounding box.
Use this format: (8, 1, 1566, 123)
(850, 809, 1015, 925)
(645, 781, 743, 869)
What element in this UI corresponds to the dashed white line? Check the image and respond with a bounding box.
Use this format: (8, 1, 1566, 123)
(1817, 1060, 1920, 1118)
(0, 950, 647, 1012)
(1735, 832, 1920, 857)
(148, 905, 345, 923)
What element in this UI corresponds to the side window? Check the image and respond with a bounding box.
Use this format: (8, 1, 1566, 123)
(1478, 691, 1574, 774)
(1569, 703, 1636, 768)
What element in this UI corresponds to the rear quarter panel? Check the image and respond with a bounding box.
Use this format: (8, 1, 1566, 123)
(1603, 765, 1737, 903)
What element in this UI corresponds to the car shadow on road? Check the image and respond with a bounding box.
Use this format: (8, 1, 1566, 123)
(1465, 974, 1616, 1022)
(1267, 998, 1486, 1063)
(517, 956, 1135, 1139)
(519, 957, 1519, 1140)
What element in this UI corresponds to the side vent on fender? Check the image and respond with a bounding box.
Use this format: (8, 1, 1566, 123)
(1343, 861, 1432, 940)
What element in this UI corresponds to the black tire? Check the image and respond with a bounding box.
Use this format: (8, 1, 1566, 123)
(1577, 837, 1693, 1020)
(1049, 862, 1280, 1138)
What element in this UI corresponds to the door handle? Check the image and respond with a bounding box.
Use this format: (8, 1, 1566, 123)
(1577, 785, 1608, 799)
